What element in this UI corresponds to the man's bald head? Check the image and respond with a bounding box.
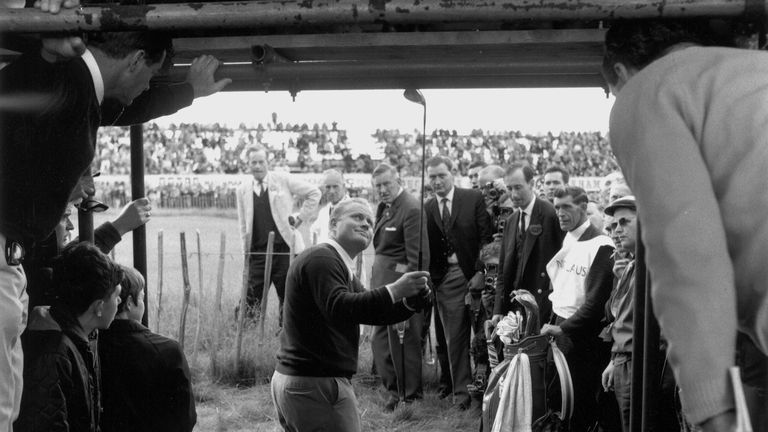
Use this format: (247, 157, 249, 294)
(478, 165, 505, 187)
(322, 169, 346, 205)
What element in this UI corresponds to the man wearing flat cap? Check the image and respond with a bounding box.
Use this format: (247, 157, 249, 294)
(600, 195, 680, 431)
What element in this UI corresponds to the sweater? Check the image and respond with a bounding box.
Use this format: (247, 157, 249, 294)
(609, 45, 768, 424)
(276, 244, 413, 377)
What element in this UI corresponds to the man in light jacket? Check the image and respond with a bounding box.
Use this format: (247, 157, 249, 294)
(236, 146, 320, 324)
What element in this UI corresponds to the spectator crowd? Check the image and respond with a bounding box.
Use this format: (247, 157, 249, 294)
(0, 6, 763, 432)
(94, 122, 619, 178)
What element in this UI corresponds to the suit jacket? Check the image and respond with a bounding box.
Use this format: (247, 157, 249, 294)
(426, 187, 492, 283)
(370, 190, 428, 288)
(0, 53, 99, 243)
(236, 170, 320, 253)
(559, 224, 615, 341)
(494, 198, 564, 322)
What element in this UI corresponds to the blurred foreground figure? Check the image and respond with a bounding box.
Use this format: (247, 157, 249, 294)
(15, 243, 123, 432)
(603, 19, 768, 431)
(271, 199, 430, 432)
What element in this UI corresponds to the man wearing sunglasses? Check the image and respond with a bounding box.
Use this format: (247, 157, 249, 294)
(600, 195, 681, 431)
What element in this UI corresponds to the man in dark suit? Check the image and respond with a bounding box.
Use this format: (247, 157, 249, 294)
(540, 186, 616, 432)
(492, 163, 564, 327)
(370, 164, 429, 411)
(425, 155, 492, 409)
(0, 30, 176, 430)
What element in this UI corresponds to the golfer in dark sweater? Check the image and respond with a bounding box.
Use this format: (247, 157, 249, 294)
(271, 198, 430, 432)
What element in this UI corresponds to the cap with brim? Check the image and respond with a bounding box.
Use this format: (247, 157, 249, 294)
(604, 195, 636, 216)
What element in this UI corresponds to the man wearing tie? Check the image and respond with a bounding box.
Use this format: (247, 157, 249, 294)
(310, 169, 349, 244)
(236, 146, 320, 322)
(492, 163, 563, 327)
(370, 164, 429, 411)
(425, 155, 492, 410)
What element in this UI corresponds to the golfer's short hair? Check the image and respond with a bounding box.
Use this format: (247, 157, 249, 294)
(330, 198, 371, 225)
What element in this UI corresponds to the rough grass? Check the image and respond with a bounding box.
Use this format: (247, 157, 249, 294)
(91, 208, 481, 431)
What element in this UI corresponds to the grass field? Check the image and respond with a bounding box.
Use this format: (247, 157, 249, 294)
(91, 208, 482, 431)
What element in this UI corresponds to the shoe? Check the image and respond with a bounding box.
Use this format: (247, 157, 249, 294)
(454, 396, 471, 411)
(384, 396, 399, 412)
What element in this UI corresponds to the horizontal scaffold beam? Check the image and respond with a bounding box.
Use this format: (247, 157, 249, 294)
(0, 0, 760, 33)
(164, 60, 606, 91)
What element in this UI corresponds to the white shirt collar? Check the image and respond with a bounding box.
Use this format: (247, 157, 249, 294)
(325, 239, 355, 279)
(252, 173, 269, 189)
(569, 219, 592, 240)
(328, 194, 349, 213)
(521, 197, 535, 216)
(439, 186, 455, 203)
(81, 49, 104, 105)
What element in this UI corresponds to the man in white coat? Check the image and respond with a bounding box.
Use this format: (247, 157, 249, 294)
(310, 169, 349, 245)
(236, 146, 320, 324)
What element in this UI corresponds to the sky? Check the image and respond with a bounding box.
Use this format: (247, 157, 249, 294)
(152, 88, 616, 152)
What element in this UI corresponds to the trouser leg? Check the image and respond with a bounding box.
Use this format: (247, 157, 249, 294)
(271, 371, 361, 432)
(435, 266, 471, 403)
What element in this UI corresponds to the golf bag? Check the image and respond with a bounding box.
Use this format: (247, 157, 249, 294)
(481, 290, 573, 432)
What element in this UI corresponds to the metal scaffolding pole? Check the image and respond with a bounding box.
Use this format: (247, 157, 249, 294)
(0, 0, 758, 33)
(167, 60, 599, 80)
(641, 270, 661, 432)
(630, 221, 647, 432)
(130, 124, 149, 327)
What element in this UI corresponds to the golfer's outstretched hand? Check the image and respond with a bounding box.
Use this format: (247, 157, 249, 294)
(389, 271, 430, 301)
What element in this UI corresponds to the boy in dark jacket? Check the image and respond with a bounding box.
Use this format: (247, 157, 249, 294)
(99, 265, 196, 432)
(15, 243, 123, 432)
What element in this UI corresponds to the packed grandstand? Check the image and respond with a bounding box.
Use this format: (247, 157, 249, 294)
(94, 121, 619, 209)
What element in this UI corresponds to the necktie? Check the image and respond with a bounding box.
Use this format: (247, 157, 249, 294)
(441, 198, 451, 231)
(517, 211, 526, 242)
(255, 181, 263, 196)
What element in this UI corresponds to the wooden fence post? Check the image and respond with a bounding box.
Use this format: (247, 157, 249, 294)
(211, 232, 226, 377)
(155, 230, 164, 334)
(259, 231, 275, 345)
(234, 249, 250, 372)
(192, 229, 204, 366)
(179, 232, 192, 350)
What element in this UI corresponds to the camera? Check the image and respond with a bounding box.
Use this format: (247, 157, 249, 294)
(481, 181, 510, 234)
(482, 181, 505, 201)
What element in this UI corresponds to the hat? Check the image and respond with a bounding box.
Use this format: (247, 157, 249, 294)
(604, 195, 636, 216)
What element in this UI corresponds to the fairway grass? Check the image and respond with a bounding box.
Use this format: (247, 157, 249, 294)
(92, 208, 481, 431)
